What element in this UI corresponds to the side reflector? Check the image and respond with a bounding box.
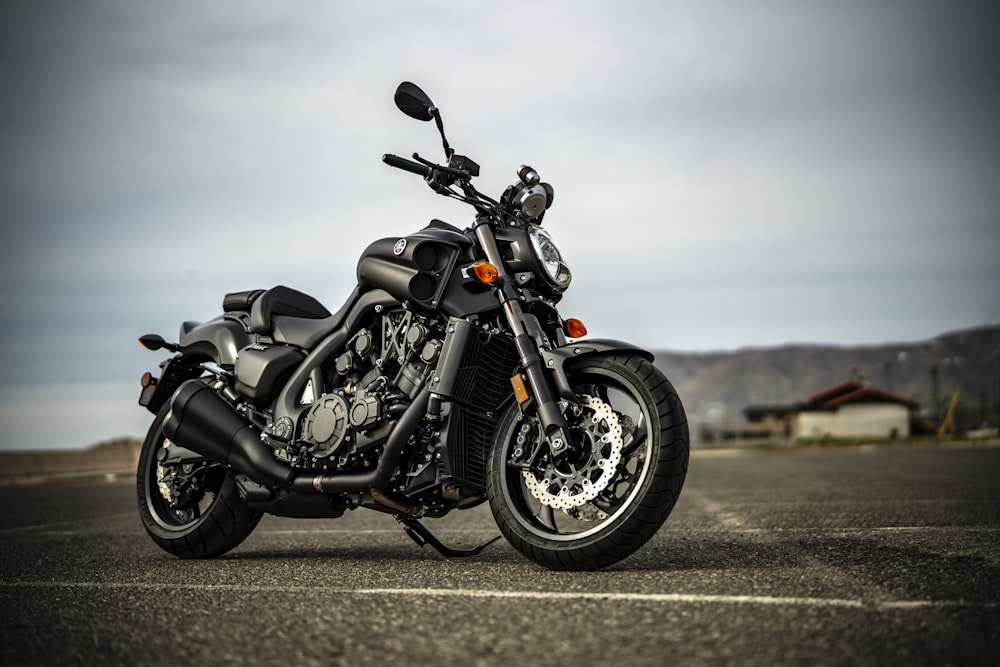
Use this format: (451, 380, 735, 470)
(470, 261, 499, 284)
(140, 372, 154, 388)
(564, 318, 588, 338)
(510, 373, 531, 405)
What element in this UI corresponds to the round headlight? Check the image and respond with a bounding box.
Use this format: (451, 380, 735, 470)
(529, 226, 572, 290)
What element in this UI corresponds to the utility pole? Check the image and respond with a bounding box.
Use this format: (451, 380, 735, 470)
(938, 390, 961, 438)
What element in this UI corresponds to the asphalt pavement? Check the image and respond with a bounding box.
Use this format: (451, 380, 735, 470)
(2, 443, 999, 666)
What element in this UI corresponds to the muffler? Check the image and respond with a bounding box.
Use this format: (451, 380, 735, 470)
(163, 379, 294, 488)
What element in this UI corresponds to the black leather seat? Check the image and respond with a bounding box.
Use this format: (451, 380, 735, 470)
(222, 289, 266, 313)
(249, 285, 332, 335)
(252, 285, 361, 349)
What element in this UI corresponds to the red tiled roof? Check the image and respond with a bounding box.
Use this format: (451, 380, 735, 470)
(824, 385, 918, 409)
(805, 380, 864, 408)
(805, 381, 918, 410)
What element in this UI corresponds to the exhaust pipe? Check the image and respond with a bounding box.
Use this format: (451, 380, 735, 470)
(163, 380, 430, 495)
(163, 380, 294, 488)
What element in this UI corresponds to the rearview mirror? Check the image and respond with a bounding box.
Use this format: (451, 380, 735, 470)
(394, 82, 435, 121)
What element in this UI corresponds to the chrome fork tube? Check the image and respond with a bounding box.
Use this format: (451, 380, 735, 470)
(474, 221, 570, 445)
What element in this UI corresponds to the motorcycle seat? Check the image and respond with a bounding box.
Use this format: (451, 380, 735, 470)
(222, 289, 266, 313)
(249, 285, 331, 335)
(254, 285, 361, 349)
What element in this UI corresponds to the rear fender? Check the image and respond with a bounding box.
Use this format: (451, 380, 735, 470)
(139, 355, 204, 415)
(540, 339, 653, 402)
(177, 315, 252, 367)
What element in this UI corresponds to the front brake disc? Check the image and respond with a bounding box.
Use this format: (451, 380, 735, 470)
(522, 395, 623, 510)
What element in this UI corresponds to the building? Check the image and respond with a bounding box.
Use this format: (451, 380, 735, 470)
(742, 404, 799, 440)
(744, 381, 920, 441)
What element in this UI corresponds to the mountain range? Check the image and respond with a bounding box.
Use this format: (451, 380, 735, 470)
(652, 325, 1000, 437)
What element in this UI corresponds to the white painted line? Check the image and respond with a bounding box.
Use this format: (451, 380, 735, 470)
(0, 512, 136, 534)
(657, 525, 1000, 534)
(2, 581, 996, 611)
(873, 525, 1000, 532)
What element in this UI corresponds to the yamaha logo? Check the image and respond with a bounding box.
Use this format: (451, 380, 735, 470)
(393, 239, 407, 256)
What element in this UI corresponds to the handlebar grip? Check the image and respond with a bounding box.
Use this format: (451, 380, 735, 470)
(382, 153, 430, 178)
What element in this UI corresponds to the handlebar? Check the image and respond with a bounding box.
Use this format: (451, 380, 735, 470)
(383, 152, 474, 181)
(382, 153, 430, 177)
(382, 151, 499, 216)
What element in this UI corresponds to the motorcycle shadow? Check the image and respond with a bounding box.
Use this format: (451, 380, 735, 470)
(166, 530, 997, 588)
(223, 537, 517, 565)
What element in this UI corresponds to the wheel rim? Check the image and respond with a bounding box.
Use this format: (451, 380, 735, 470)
(498, 364, 655, 542)
(142, 429, 225, 533)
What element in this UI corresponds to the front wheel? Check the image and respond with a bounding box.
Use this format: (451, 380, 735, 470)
(136, 403, 262, 558)
(487, 353, 689, 570)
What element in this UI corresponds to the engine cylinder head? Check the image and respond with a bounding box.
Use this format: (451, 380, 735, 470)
(354, 330, 373, 356)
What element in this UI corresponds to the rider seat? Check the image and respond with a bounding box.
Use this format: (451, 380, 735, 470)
(243, 285, 361, 349)
(249, 285, 331, 335)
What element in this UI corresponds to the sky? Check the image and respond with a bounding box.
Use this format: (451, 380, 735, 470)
(1, 0, 998, 450)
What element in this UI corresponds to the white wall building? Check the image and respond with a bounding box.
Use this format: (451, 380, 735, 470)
(795, 381, 918, 440)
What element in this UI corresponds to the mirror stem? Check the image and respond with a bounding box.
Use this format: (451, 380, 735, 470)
(431, 108, 454, 158)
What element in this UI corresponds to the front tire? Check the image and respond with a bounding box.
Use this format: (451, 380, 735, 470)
(136, 403, 262, 558)
(487, 353, 688, 570)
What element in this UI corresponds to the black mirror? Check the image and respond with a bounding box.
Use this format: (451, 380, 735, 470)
(394, 82, 435, 122)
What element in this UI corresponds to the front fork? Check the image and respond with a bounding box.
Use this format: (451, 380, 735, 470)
(472, 221, 574, 456)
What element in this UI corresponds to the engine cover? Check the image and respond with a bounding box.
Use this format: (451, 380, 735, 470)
(302, 393, 350, 460)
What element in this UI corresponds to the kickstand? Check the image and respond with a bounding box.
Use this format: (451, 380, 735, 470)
(397, 516, 501, 558)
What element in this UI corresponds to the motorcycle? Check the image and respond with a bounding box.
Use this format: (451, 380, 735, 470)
(136, 82, 689, 570)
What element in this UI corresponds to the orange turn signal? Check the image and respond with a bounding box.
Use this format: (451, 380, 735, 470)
(470, 261, 499, 284)
(564, 318, 588, 339)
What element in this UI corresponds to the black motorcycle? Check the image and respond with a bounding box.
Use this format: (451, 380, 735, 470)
(136, 82, 689, 570)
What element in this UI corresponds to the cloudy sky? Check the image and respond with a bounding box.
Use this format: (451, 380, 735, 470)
(1, 0, 998, 450)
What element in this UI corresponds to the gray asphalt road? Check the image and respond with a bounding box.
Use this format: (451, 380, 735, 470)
(2, 444, 999, 666)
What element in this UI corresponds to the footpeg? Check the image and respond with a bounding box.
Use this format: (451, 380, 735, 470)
(397, 516, 501, 558)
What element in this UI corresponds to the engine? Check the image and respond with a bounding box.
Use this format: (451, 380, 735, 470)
(287, 309, 443, 470)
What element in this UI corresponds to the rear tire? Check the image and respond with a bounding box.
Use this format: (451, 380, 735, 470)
(487, 352, 688, 570)
(136, 403, 262, 558)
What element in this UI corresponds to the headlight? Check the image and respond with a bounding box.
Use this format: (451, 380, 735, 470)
(529, 226, 572, 290)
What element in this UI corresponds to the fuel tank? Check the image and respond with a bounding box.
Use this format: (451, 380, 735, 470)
(356, 222, 470, 309)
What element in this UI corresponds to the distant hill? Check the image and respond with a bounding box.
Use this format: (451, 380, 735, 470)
(653, 325, 1000, 438)
(0, 437, 140, 482)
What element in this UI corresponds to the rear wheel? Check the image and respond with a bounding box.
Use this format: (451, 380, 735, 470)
(487, 353, 688, 570)
(136, 403, 262, 558)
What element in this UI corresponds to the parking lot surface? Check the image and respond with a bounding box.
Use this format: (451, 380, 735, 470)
(2, 444, 998, 666)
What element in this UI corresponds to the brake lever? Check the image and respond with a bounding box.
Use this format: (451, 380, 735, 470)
(412, 153, 471, 180)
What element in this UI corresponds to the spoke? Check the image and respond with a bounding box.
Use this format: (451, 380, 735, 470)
(537, 504, 558, 531)
(621, 430, 647, 457)
(593, 496, 615, 513)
